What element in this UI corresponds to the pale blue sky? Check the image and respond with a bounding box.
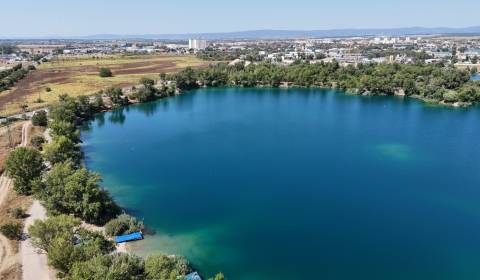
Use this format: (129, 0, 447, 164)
(1, 0, 478, 36)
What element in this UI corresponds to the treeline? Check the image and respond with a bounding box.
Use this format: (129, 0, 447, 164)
(168, 61, 480, 104)
(0, 63, 35, 92)
(3, 92, 225, 279)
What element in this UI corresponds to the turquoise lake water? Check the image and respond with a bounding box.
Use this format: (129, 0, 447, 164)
(82, 88, 480, 280)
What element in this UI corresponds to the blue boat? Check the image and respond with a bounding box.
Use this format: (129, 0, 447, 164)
(114, 232, 143, 243)
(185, 272, 202, 280)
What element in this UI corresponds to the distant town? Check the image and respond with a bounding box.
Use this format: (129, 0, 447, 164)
(1, 35, 480, 71)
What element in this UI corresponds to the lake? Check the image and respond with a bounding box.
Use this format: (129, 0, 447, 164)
(82, 87, 480, 280)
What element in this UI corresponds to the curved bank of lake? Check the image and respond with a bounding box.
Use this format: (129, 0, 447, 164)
(82, 87, 480, 280)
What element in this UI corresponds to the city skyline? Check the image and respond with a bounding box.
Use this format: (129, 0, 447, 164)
(1, 0, 479, 37)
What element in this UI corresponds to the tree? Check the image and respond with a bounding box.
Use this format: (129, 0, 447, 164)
(48, 120, 80, 142)
(29, 215, 114, 274)
(104, 214, 144, 237)
(67, 253, 145, 280)
(105, 88, 128, 107)
(0, 223, 22, 240)
(4, 147, 44, 194)
(144, 254, 191, 280)
(31, 135, 46, 150)
(41, 161, 120, 225)
(32, 110, 48, 126)
(28, 215, 81, 251)
(43, 136, 82, 165)
(99, 68, 113, 78)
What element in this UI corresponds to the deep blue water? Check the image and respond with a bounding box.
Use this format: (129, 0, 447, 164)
(82, 88, 480, 280)
(473, 74, 480, 81)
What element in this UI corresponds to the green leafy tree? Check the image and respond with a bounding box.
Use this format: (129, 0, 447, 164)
(41, 161, 120, 225)
(144, 254, 191, 280)
(43, 136, 82, 165)
(99, 68, 113, 78)
(4, 147, 44, 194)
(67, 253, 145, 280)
(32, 110, 48, 126)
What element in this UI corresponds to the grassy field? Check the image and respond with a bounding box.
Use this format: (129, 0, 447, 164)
(0, 54, 208, 116)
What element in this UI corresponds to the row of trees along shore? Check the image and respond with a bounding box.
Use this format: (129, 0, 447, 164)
(168, 61, 480, 105)
(3, 93, 225, 280)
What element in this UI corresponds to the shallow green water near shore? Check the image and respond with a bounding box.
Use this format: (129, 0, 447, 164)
(82, 87, 480, 280)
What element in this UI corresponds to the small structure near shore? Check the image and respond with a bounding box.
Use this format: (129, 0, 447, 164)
(185, 272, 202, 280)
(114, 231, 143, 243)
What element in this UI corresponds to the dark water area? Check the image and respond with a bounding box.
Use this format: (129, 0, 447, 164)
(82, 87, 480, 280)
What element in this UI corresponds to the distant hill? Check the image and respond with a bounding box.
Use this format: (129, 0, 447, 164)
(4, 26, 480, 40)
(80, 26, 480, 40)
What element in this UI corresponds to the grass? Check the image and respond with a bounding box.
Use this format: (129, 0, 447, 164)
(0, 54, 208, 115)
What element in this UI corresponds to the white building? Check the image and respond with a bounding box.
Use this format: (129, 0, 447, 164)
(189, 39, 208, 50)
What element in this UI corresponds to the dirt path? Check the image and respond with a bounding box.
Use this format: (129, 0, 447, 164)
(19, 126, 55, 280)
(20, 201, 54, 280)
(0, 122, 29, 278)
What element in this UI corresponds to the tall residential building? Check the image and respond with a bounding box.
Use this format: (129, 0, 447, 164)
(189, 39, 208, 50)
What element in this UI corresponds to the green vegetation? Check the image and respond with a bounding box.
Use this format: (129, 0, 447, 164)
(104, 214, 144, 237)
(4, 147, 44, 195)
(31, 135, 46, 150)
(67, 253, 144, 280)
(38, 161, 120, 224)
(0, 223, 22, 240)
(0, 64, 32, 92)
(169, 62, 480, 105)
(99, 68, 113, 78)
(209, 272, 226, 280)
(43, 136, 82, 165)
(29, 215, 115, 276)
(8, 207, 26, 219)
(32, 110, 48, 126)
(144, 254, 191, 280)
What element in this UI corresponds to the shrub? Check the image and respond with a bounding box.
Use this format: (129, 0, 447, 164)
(0, 223, 22, 240)
(99, 68, 113, 78)
(31, 135, 46, 150)
(31, 110, 48, 126)
(104, 214, 144, 237)
(68, 253, 144, 280)
(8, 207, 25, 219)
(45, 87, 52, 92)
(144, 254, 191, 280)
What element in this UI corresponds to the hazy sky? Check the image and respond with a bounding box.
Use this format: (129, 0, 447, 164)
(1, 0, 478, 36)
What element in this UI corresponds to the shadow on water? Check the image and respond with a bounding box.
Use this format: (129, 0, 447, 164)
(108, 107, 126, 125)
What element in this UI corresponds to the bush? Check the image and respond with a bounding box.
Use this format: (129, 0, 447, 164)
(8, 207, 25, 219)
(104, 214, 144, 237)
(32, 110, 48, 126)
(0, 223, 22, 240)
(45, 87, 52, 92)
(68, 253, 144, 280)
(99, 68, 113, 78)
(144, 254, 191, 280)
(31, 135, 46, 150)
